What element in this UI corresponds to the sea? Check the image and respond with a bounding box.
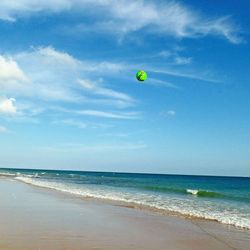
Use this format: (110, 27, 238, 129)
(0, 168, 249, 230)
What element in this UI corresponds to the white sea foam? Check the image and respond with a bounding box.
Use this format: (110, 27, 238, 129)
(0, 172, 16, 177)
(186, 189, 198, 195)
(14, 176, 250, 230)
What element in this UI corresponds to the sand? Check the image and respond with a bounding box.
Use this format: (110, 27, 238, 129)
(0, 178, 249, 250)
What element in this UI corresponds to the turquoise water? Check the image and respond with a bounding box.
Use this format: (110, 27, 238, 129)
(1, 168, 250, 229)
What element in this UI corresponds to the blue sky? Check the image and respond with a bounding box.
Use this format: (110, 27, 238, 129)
(0, 0, 249, 176)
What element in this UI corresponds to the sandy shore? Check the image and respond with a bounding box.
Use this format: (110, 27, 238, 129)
(0, 178, 249, 250)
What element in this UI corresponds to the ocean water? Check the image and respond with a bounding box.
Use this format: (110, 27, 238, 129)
(0, 168, 249, 230)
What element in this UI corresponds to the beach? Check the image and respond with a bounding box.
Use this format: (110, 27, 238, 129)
(0, 178, 249, 250)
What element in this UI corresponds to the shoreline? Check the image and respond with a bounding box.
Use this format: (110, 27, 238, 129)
(0, 178, 249, 250)
(5, 176, 250, 232)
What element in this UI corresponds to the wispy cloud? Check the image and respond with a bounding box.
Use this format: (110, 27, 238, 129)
(0, 55, 29, 91)
(10, 47, 83, 103)
(0, 125, 8, 133)
(0, 46, 137, 109)
(53, 119, 87, 129)
(76, 110, 140, 120)
(0, 98, 40, 123)
(50, 106, 141, 120)
(0, 46, 144, 129)
(0, 1, 242, 44)
(157, 49, 192, 65)
(174, 56, 192, 65)
(160, 110, 176, 117)
(0, 46, 223, 109)
(99, 133, 130, 138)
(167, 110, 176, 116)
(149, 68, 220, 83)
(158, 50, 173, 58)
(41, 142, 147, 153)
(77, 78, 135, 104)
(147, 78, 179, 89)
(37, 46, 80, 68)
(0, 44, 223, 133)
(73, 1, 242, 44)
(0, 97, 17, 114)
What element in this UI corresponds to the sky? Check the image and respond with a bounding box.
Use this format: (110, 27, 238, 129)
(0, 0, 249, 176)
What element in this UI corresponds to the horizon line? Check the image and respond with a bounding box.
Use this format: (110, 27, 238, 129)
(0, 166, 249, 179)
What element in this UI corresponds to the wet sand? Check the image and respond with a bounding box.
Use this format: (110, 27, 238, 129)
(0, 178, 249, 250)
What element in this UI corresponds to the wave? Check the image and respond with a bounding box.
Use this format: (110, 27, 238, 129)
(143, 185, 186, 194)
(13, 176, 250, 230)
(143, 186, 224, 199)
(186, 189, 223, 198)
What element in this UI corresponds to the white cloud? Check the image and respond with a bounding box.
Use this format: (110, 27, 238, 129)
(167, 110, 176, 116)
(3, 47, 134, 106)
(52, 106, 140, 120)
(156, 49, 192, 65)
(158, 50, 172, 58)
(108, 1, 242, 44)
(0, 97, 17, 114)
(75, 110, 140, 120)
(0, 46, 142, 126)
(0, 45, 222, 127)
(147, 78, 178, 89)
(36, 46, 80, 68)
(41, 142, 147, 153)
(161, 110, 176, 117)
(0, 49, 83, 119)
(54, 119, 87, 129)
(0, 0, 72, 21)
(174, 56, 192, 65)
(77, 78, 96, 90)
(0, 56, 25, 81)
(78, 78, 135, 103)
(86, 61, 124, 73)
(0, 55, 29, 90)
(0, 125, 8, 133)
(99, 133, 129, 138)
(81, 1, 242, 44)
(150, 68, 220, 83)
(0, 1, 242, 43)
